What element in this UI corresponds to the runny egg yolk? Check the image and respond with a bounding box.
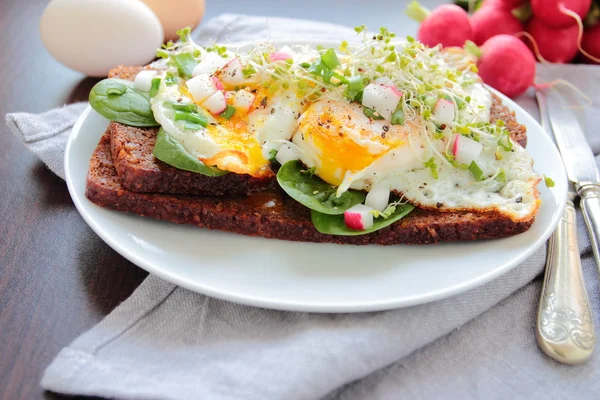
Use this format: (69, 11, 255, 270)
(183, 85, 273, 178)
(296, 100, 409, 186)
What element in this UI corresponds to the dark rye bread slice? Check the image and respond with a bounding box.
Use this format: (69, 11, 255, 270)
(107, 65, 273, 197)
(107, 65, 527, 196)
(86, 132, 534, 245)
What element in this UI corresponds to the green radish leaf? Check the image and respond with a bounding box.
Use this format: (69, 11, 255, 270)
(276, 160, 365, 215)
(89, 78, 159, 127)
(311, 203, 414, 235)
(153, 128, 228, 176)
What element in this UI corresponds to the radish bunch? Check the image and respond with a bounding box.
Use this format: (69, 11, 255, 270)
(407, 0, 600, 98)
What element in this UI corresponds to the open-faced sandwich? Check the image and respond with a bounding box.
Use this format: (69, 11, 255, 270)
(86, 26, 541, 245)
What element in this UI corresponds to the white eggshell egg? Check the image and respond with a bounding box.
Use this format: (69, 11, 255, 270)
(142, 0, 205, 41)
(40, 0, 164, 77)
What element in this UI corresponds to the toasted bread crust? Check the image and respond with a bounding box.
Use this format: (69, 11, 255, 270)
(86, 132, 534, 245)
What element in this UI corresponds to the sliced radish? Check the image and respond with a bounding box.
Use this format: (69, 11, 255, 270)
(269, 52, 292, 62)
(192, 52, 228, 77)
(186, 74, 218, 102)
(452, 134, 483, 165)
(433, 98, 455, 125)
(362, 83, 402, 120)
(211, 76, 224, 91)
(133, 70, 157, 92)
(344, 204, 374, 231)
(275, 143, 302, 165)
(365, 186, 390, 212)
(279, 45, 297, 58)
(232, 90, 256, 112)
(201, 90, 227, 115)
(220, 58, 245, 86)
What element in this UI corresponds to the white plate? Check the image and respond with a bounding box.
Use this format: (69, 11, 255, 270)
(65, 42, 567, 313)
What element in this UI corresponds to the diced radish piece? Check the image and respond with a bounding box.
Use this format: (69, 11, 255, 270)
(375, 77, 395, 86)
(275, 143, 302, 165)
(452, 134, 483, 165)
(433, 98, 455, 125)
(362, 83, 402, 120)
(201, 90, 227, 115)
(344, 204, 374, 231)
(133, 70, 157, 92)
(269, 52, 292, 62)
(186, 74, 218, 102)
(365, 186, 390, 212)
(232, 90, 256, 112)
(211, 76, 224, 91)
(192, 52, 228, 77)
(220, 58, 245, 86)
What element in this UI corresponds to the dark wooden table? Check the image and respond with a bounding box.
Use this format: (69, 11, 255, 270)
(0, 1, 434, 399)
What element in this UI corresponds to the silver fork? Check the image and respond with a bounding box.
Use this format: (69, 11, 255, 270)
(535, 91, 595, 364)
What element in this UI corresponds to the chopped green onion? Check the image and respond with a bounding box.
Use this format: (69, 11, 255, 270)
(424, 157, 439, 179)
(469, 161, 485, 181)
(183, 121, 204, 130)
(544, 175, 555, 188)
(391, 109, 405, 125)
(496, 169, 506, 183)
(149, 78, 161, 98)
(363, 107, 384, 120)
(300, 62, 311, 68)
(164, 72, 178, 86)
(174, 111, 207, 127)
(268, 149, 278, 162)
(171, 102, 197, 112)
(219, 105, 236, 119)
(173, 52, 197, 78)
(321, 48, 341, 69)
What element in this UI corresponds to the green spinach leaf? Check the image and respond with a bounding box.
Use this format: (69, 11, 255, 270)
(89, 79, 159, 127)
(276, 160, 365, 215)
(153, 128, 228, 176)
(311, 203, 414, 235)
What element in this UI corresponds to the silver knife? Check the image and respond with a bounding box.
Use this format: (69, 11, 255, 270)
(544, 88, 600, 272)
(535, 91, 595, 364)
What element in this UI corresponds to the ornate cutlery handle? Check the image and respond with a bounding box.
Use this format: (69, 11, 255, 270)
(579, 182, 600, 275)
(537, 198, 595, 364)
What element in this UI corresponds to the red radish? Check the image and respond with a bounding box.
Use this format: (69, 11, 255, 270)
(405, 1, 473, 48)
(344, 204, 374, 231)
(186, 74, 218, 102)
(220, 58, 245, 86)
(192, 52, 228, 77)
(210, 76, 224, 91)
(275, 143, 302, 165)
(362, 83, 402, 120)
(471, 6, 524, 45)
(365, 186, 390, 212)
(474, 35, 536, 98)
(496, 0, 527, 7)
(201, 91, 227, 115)
(133, 70, 157, 92)
(269, 52, 292, 62)
(232, 90, 255, 111)
(527, 18, 579, 63)
(530, 0, 591, 28)
(452, 134, 483, 165)
(433, 98, 455, 125)
(479, 0, 510, 10)
(581, 24, 600, 64)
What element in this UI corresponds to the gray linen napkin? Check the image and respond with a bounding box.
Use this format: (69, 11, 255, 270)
(5, 14, 600, 400)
